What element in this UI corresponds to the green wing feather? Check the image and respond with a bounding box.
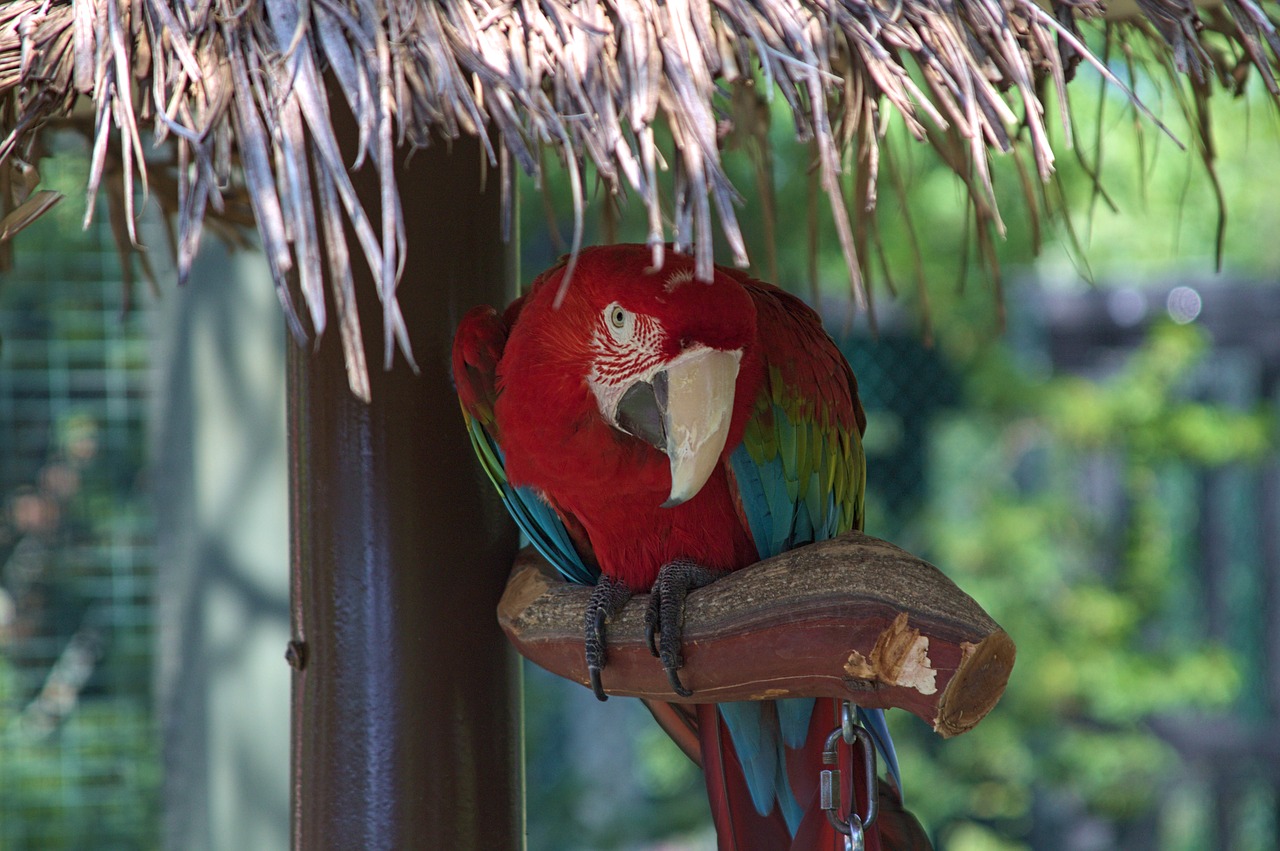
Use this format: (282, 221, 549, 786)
(719, 276, 895, 823)
(728, 281, 866, 557)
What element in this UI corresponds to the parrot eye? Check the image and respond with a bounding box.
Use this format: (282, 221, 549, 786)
(604, 303, 635, 342)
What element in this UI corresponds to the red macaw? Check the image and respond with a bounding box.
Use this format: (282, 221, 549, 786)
(453, 244, 929, 850)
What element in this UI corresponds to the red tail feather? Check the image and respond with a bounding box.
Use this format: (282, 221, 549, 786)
(696, 704, 793, 851)
(875, 781, 934, 851)
(784, 699, 837, 851)
(695, 698, 932, 850)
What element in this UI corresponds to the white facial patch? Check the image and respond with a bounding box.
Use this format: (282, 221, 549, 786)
(586, 312, 667, 419)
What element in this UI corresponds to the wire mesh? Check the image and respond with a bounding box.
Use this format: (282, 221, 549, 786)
(0, 213, 158, 851)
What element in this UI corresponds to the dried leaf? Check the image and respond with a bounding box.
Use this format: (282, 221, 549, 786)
(0, 188, 62, 241)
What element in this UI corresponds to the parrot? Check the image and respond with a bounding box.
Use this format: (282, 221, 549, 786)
(452, 244, 930, 850)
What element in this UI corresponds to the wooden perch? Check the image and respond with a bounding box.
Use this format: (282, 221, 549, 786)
(498, 531, 1015, 737)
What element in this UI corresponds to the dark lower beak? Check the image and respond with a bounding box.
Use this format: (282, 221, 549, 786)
(615, 371, 669, 452)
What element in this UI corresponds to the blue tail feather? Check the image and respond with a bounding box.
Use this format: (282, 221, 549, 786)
(717, 700, 808, 834)
(717, 701, 780, 818)
(858, 707, 902, 797)
(776, 697, 815, 750)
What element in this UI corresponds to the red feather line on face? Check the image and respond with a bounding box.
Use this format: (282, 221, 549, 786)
(588, 312, 666, 387)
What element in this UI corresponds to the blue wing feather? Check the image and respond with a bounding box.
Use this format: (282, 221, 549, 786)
(465, 416, 599, 586)
(720, 291, 903, 820)
(716, 702, 782, 817)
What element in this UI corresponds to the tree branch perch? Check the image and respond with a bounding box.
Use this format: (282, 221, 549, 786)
(498, 531, 1015, 737)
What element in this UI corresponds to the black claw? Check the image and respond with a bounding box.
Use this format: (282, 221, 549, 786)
(659, 644, 688, 696)
(589, 607, 610, 699)
(589, 666, 607, 701)
(665, 665, 692, 698)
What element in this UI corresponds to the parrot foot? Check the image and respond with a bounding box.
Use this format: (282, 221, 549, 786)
(584, 575, 633, 702)
(644, 560, 720, 698)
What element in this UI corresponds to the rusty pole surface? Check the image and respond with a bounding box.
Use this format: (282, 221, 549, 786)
(287, 126, 521, 849)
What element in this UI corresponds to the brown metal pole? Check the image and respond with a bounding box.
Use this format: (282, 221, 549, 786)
(287, 127, 521, 848)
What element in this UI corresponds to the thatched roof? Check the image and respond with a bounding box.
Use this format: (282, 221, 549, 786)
(1, 0, 1277, 396)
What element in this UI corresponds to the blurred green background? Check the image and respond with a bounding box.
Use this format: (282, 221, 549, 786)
(517, 67, 1280, 851)
(2, 58, 1278, 851)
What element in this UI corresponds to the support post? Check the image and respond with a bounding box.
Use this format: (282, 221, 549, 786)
(287, 131, 521, 849)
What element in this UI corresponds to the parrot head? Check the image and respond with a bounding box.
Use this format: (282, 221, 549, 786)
(498, 245, 761, 508)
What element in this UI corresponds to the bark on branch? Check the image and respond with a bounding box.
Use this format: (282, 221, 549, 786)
(498, 531, 1015, 737)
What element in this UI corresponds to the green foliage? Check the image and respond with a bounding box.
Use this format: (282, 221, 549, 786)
(0, 191, 160, 851)
(516, 62, 1280, 849)
(524, 665, 714, 851)
(1042, 325, 1272, 465)
(898, 318, 1269, 848)
(0, 664, 162, 851)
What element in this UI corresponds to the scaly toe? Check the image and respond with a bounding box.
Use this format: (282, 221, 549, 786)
(644, 593, 662, 657)
(582, 575, 632, 703)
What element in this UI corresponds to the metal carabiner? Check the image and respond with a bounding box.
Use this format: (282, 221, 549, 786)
(841, 701, 857, 744)
(819, 701, 879, 840)
(821, 726, 845, 831)
(842, 701, 878, 829)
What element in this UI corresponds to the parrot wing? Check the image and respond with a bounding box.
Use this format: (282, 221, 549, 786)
(452, 304, 600, 586)
(710, 277, 902, 846)
(726, 278, 867, 559)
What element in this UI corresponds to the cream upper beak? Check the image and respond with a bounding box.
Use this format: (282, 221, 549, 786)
(605, 344, 743, 506)
(657, 346, 742, 507)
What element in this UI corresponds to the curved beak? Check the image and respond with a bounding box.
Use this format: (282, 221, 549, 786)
(613, 347, 742, 507)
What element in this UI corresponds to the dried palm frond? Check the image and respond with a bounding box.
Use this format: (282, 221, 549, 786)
(1, 0, 1277, 398)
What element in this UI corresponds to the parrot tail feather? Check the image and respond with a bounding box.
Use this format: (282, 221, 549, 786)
(696, 703, 793, 851)
(697, 698, 933, 851)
